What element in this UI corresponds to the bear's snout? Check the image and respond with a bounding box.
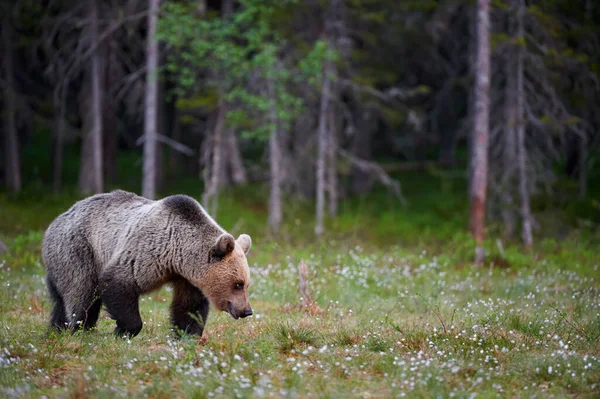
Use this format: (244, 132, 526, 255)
(227, 301, 253, 320)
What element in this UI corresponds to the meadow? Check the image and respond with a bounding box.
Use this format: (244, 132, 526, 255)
(0, 175, 599, 398)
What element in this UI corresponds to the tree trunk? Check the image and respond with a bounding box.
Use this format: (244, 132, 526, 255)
(502, 24, 517, 238)
(52, 99, 65, 194)
(470, 0, 491, 264)
(292, 108, 316, 199)
(315, 59, 332, 237)
(103, 42, 118, 185)
(222, 0, 234, 15)
(515, 0, 532, 248)
(203, 102, 225, 216)
(326, 104, 338, 218)
(168, 104, 182, 175)
(577, 0, 592, 198)
(142, 0, 160, 199)
(351, 108, 375, 195)
(268, 80, 282, 232)
(578, 134, 587, 198)
(226, 129, 247, 184)
(2, 15, 21, 192)
(79, 0, 104, 194)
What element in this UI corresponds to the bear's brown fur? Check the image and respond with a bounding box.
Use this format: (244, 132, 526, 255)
(42, 190, 253, 337)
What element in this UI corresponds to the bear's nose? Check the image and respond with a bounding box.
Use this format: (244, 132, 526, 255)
(241, 308, 253, 318)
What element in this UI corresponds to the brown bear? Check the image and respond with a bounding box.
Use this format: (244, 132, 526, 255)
(42, 190, 253, 337)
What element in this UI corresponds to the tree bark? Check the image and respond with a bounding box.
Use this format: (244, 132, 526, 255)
(268, 80, 282, 233)
(502, 20, 517, 238)
(326, 104, 338, 218)
(103, 42, 118, 185)
(470, 0, 491, 264)
(226, 129, 247, 185)
(142, 0, 161, 199)
(315, 59, 332, 237)
(515, 0, 532, 248)
(203, 102, 225, 216)
(578, 133, 587, 198)
(222, 0, 234, 16)
(351, 108, 375, 195)
(52, 99, 65, 194)
(2, 15, 21, 192)
(79, 0, 104, 194)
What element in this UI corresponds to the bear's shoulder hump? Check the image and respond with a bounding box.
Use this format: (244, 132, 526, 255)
(162, 195, 203, 222)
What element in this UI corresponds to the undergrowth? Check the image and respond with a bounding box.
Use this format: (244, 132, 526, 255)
(0, 171, 599, 397)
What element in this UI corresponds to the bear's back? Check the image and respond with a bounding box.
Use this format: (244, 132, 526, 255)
(161, 194, 222, 232)
(72, 190, 150, 226)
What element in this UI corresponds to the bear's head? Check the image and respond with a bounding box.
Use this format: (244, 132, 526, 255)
(201, 233, 253, 319)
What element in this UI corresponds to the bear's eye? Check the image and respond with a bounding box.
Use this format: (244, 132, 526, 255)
(234, 282, 244, 291)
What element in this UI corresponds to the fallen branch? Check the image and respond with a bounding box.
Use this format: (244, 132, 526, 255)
(338, 78, 424, 105)
(136, 134, 195, 156)
(338, 148, 407, 205)
(298, 260, 324, 315)
(298, 260, 313, 307)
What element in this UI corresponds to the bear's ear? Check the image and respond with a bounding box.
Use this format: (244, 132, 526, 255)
(211, 234, 236, 259)
(237, 234, 252, 255)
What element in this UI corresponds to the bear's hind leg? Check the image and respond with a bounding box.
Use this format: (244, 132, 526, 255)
(83, 298, 102, 330)
(47, 276, 67, 330)
(63, 283, 102, 332)
(170, 277, 209, 336)
(100, 273, 142, 337)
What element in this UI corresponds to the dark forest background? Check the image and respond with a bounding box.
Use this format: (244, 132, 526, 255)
(1, 0, 599, 260)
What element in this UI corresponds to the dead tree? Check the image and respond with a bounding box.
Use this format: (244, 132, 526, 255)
(142, 0, 161, 199)
(268, 78, 283, 233)
(79, 0, 104, 194)
(203, 102, 225, 216)
(515, 0, 532, 248)
(2, 13, 21, 192)
(315, 0, 340, 236)
(327, 93, 338, 218)
(225, 129, 247, 184)
(470, 0, 491, 264)
(501, 10, 517, 238)
(315, 58, 332, 237)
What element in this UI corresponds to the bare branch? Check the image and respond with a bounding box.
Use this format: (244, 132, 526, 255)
(338, 148, 407, 205)
(136, 134, 195, 156)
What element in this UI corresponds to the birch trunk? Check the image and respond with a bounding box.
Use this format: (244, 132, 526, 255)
(579, 0, 591, 198)
(203, 103, 225, 216)
(351, 108, 374, 195)
(327, 104, 338, 218)
(315, 60, 332, 237)
(470, 0, 491, 264)
(579, 132, 587, 198)
(52, 99, 65, 193)
(2, 16, 21, 192)
(226, 129, 247, 185)
(142, 0, 161, 199)
(515, 0, 532, 248)
(79, 0, 104, 194)
(103, 42, 118, 185)
(502, 33, 517, 238)
(268, 80, 282, 232)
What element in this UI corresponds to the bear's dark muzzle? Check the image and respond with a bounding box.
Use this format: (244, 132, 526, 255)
(240, 308, 253, 318)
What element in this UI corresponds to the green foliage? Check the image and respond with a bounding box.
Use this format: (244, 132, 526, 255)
(0, 217, 599, 397)
(1, 163, 600, 396)
(158, 0, 330, 140)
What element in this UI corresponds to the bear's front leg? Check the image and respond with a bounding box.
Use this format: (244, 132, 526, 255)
(100, 273, 143, 337)
(170, 277, 210, 336)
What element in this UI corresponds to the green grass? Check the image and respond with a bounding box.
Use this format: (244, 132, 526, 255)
(0, 168, 599, 397)
(0, 235, 599, 398)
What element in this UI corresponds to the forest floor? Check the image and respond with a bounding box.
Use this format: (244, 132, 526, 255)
(0, 176, 599, 398)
